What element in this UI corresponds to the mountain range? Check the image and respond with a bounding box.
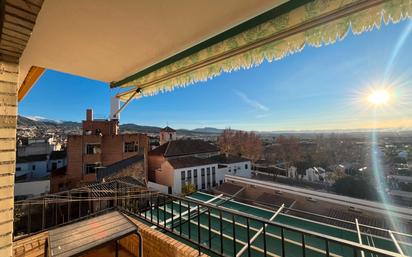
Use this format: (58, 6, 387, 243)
(17, 115, 224, 135)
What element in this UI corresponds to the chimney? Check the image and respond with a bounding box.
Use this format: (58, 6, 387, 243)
(110, 97, 120, 120)
(86, 109, 93, 121)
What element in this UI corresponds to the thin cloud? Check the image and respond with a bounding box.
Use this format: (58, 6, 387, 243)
(234, 90, 269, 112)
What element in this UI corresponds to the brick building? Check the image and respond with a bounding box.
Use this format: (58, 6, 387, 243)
(51, 109, 149, 192)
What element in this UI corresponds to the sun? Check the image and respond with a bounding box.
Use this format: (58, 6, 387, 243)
(367, 89, 391, 106)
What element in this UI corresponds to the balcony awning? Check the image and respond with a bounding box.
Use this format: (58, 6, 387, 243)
(16, 0, 287, 100)
(114, 0, 412, 101)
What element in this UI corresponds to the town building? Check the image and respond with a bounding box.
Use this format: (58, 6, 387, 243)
(14, 179, 50, 200)
(51, 109, 149, 192)
(149, 129, 252, 194)
(159, 126, 177, 145)
(16, 154, 48, 179)
(148, 137, 220, 193)
(17, 137, 61, 157)
(208, 154, 252, 178)
(47, 150, 67, 171)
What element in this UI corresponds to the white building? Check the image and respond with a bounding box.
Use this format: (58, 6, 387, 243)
(208, 154, 252, 178)
(303, 167, 326, 182)
(16, 154, 49, 179)
(148, 138, 252, 194)
(48, 151, 67, 171)
(14, 179, 50, 200)
(173, 158, 223, 194)
(17, 138, 61, 157)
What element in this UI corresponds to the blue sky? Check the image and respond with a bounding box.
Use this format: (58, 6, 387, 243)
(19, 20, 412, 131)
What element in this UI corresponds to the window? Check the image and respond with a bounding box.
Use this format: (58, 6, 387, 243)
(181, 171, 186, 181)
(201, 168, 205, 176)
(86, 144, 101, 154)
(212, 170, 216, 187)
(194, 169, 198, 178)
(206, 167, 211, 187)
(124, 141, 139, 152)
(32, 165, 36, 171)
(245, 164, 248, 169)
(16, 167, 21, 171)
(85, 163, 100, 174)
(201, 172, 205, 189)
(187, 170, 192, 183)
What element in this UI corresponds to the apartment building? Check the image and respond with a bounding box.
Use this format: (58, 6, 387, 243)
(51, 109, 149, 192)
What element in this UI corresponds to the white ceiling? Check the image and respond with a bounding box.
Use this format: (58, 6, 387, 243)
(19, 0, 287, 86)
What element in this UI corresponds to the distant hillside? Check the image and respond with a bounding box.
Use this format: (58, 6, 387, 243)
(120, 123, 162, 133)
(17, 116, 223, 136)
(18, 115, 81, 128)
(192, 127, 224, 134)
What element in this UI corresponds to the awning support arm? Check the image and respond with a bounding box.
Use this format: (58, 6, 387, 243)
(112, 88, 141, 118)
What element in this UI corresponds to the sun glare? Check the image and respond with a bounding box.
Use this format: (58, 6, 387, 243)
(367, 89, 391, 106)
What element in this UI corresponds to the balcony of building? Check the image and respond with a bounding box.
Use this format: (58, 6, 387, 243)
(12, 177, 411, 257)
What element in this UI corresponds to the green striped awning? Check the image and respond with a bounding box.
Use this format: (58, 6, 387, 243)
(114, 0, 412, 101)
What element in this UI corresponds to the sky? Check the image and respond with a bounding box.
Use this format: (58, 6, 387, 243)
(19, 20, 412, 132)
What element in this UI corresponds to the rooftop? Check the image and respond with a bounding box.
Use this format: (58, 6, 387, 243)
(167, 156, 217, 169)
(49, 151, 66, 160)
(161, 126, 176, 132)
(149, 139, 219, 157)
(16, 154, 48, 163)
(207, 154, 250, 164)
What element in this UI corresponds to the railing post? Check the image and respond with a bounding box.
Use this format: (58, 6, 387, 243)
(156, 195, 159, 226)
(326, 239, 330, 257)
(302, 233, 306, 257)
(197, 204, 201, 255)
(27, 202, 31, 234)
(263, 223, 267, 257)
(220, 210, 223, 255)
(179, 200, 182, 236)
(42, 198, 45, 230)
(188, 200, 191, 240)
(281, 228, 285, 257)
(68, 192, 71, 222)
(171, 196, 174, 231)
(232, 214, 237, 255)
(208, 208, 212, 249)
(150, 194, 153, 223)
(79, 193, 81, 218)
(246, 218, 251, 257)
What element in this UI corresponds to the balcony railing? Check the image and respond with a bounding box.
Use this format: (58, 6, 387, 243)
(14, 181, 409, 257)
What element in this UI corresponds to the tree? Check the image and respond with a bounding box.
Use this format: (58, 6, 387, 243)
(218, 129, 263, 161)
(332, 176, 377, 200)
(181, 183, 196, 196)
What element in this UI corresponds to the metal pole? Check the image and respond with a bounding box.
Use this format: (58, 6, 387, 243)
(42, 198, 45, 230)
(355, 218, 365, 257)
(68, 192, 71, 222)
(389, 231, 405, 256)
(27, 202, 31, 234)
